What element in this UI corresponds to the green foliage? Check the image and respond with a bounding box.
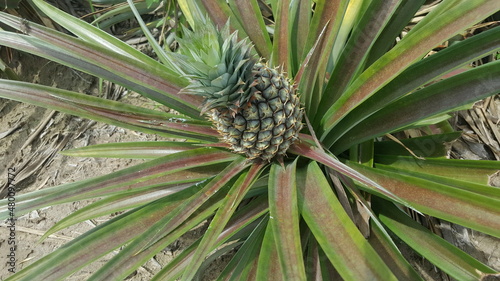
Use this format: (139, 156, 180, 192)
(0, 0, 499, 280)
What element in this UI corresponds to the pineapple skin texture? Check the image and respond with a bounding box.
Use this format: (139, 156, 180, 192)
(210, 63, 303, 161)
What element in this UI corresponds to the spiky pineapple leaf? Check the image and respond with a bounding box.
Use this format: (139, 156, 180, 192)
(367, 220, 424, 281)
(0, 148, 235, 220)
(288, 0, 311, 74)
(290, 141, 408, 206)
(365, 0, 427, 65)
(0, 79, 217, 142)
(346, 161, 500, 237)
(270, 0, 291, 71)
(227, 0, 271, 58)
(61, 141, 202, 159)
(300, 0, 350, 113)
(153, 197, 268, 281)
(318, 0, 400, 113)
(0, 12, 202, 117)
(6, 183, 211, 281)
(268, 160, 306, 280)
(40, 168, 225, 239)
(216, 216, 268, 281)
(297, 161, 399, 280)
(180, 162, 264, 281)
(320, 0, 500, 138)
(87, 180, 228, 281)
(374, 155, 500, 185)
(334, 60, 500, 152)
(324, 25, 500, 147)
(374, 198, 498, 280)
(255, 222, 284, 279)
(125, 0, 184, 72)
(31, 0, 179, 73)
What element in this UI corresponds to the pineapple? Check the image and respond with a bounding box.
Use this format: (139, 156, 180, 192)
(176, 20, 303, 161)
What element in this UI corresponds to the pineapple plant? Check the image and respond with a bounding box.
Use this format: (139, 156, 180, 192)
(175, 20, 303, 161)
(0, 0, 500, 280)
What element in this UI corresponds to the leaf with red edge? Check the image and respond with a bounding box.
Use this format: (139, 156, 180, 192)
(346, 161, 500, 237)
(297, 161, 398, 280)
(0, 12, 202, 117)
(320, 0, 500, 138)
(229, 0, 272, 58)
(0, 148, 236, 220)
(268, 160, 306, 280)
(290, 140, 408, 206)
(180, 161, 265, 281)
(61, 141, 204, 159)
(0, 79, 218, 142)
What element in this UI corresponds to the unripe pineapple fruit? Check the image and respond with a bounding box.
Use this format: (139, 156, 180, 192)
(177, 20, 303, 161)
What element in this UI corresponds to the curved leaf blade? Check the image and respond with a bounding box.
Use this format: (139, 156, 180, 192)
(297, 162, 398, 280)
(0, 148, 236, 220)
(325, 25, 500, 147)
(268, 160, 306, 280)
(180, 162, 264, 281)
(0, 13, 202, 117)
(320, 0, 500, 138)
(334, 60, 500, 152)
(0, 79, 218, 141)
(61, 141, 203, 158)
(346, 161, 500, 237)
(374, 198, 498, 280)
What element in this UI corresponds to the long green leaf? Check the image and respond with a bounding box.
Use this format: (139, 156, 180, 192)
(367, 219, 424, 281)
(216, 216, 268, 281)
(199, 0, 243, 32)
(290, 141, 408, 206)
(300, 0, 349, 113)
(0, 148, 235, 219)
(0, 13, 202, 117)
(334, 60, 500, 152)
(320, 0, 500, 138)
(317, 0, 400, 118)
(153, 196, 268, 281)
(60, 141, 202, 158)
(375, 165, 500, 199)
(255, 222, 284, 280)
(5, 184, 206, 281)
(346, 161, 500, 237)
(365, 0, 426, 66)
(268, 160, 306, 280)
(41, 187, 189, 238)
(324, 25, 500, 147)
(177, 0, 206, 28)
(125, 0, 184, 74)
(228, 0, 271, 58)
(289, 0, 311, 74)
(138, 158, 249, 253)
(297, 162, 398, 280)
(0, 79, 218, 142)
(180, 162, 264, 281)
(374, 197, 497, 280)
(374, 155, 500, 185)
(84, 159, 249, 281)
(271, 0, 291, 71)
(32, 0, 178, 72)
(88, 180, 228, 281)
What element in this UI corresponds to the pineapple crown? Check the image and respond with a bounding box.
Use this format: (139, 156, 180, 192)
(175, 18, 259, 114)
